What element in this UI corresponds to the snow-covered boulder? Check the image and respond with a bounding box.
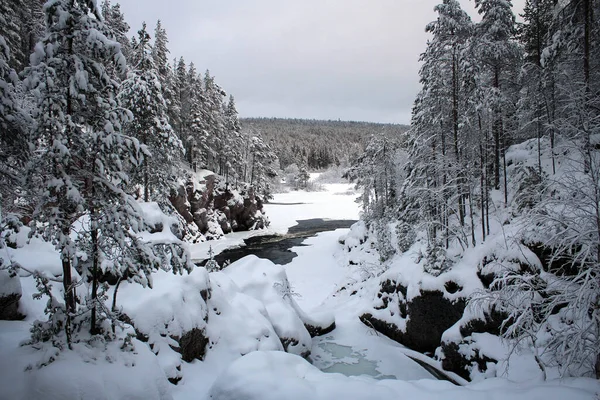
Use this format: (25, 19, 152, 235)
(0, 336, 172, 400)
(118, 267, 211, 383)
(0, 269, 24, 320)
(221, 256, 313, 358)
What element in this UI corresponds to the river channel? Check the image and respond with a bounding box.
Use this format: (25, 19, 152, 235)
(197, 218, 357, 267)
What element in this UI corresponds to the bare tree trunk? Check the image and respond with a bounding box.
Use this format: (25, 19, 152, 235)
(502, 128, 508, 206)
(61, 230, 75, 349)
(112, 277, 123, 313)
(469, 185, 476, 247)
(479, 115, 486, 242)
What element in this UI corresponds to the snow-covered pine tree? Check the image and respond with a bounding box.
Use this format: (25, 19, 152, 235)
(24, 0, 133, 344)
(516, 0, 555, 174)
(0, 28, 27, 214)
(119, 23, 184, 203)
(399, 0, 476, 258)
(480, 0, 600, 378)
(100, 0, 131, 60)
(25, 2, 193, 349)
(474, 0, 521, 202)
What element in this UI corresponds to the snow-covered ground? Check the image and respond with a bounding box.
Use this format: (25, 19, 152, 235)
(196, 183, 599, 399)
(178, 183, 598, 399)
(2, 182, 599, 399)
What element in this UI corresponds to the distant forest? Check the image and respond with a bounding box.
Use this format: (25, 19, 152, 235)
(241, 118, 409, 170)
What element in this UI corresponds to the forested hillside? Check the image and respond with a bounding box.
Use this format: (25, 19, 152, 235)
(347, 0, 600, 381)
(241, 117, 408, 170)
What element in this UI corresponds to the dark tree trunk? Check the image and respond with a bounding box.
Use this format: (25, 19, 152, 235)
(452, 51, 465, 227)
(493, 68, 501, 190)
(90, 218, 100, 335)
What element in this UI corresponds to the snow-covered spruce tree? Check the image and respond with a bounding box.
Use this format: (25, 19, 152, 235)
(246, 131, 278, 200)
(151, 20, 170, 81)
(348, 133, 400, 221)
(0, 0, 24, 71)
(186, 65, 207, 171)
(0, 0, 44, 72)
(24, 0, 125, 345)
(296, 165, 310, 190)
(347, 133, 406, 261)
(119, 22, 184, 203)
(223, 95, 244, 184)
(25, 1, 192, 350)
(0, 27, 29, 276)
(203, 70, 227, 174)
(171, 56, 188, 137)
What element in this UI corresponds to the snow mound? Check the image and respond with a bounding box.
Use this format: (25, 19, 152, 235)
(118, 266, 210, 382)
(222, 256, 313, 357)
(0, 269, 21, 297)
(0, 328, 171, 400)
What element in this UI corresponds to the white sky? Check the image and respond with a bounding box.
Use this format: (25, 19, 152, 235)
(115, 0, 525, 124)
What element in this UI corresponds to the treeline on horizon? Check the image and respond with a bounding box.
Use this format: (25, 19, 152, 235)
(241, 117, 409, 170)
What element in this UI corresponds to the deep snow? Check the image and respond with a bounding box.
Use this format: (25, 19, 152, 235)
(1, 180, 599, 399)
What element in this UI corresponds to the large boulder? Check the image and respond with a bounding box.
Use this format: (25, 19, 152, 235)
(438, 306, 507, 380)
(360, 278, 466, 354)
(170, 328, 209, 363)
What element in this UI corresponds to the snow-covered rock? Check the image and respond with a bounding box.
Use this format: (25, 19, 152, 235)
(221, 256, 313, 358)
(0, 269, 24, 320)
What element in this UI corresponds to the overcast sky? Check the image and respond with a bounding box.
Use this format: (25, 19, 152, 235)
(115, 0, 525, 124)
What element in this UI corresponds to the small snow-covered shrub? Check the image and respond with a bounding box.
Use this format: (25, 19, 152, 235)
(374, 220, 396, 261)
(423, 244, 452, 276)
(395, 221, 416, 253)
(512, 165, 546, 212)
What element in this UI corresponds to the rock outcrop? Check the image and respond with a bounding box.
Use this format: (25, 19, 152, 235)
(360, 278, 466, 354)
(169, 173, 268, 242)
